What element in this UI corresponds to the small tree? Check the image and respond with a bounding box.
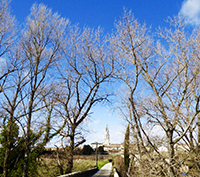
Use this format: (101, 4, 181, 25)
(124, 124, 130, 172)
(0, 123, 25, 177)
(98, 146, 105, 154)
(81, 145, 94, 155)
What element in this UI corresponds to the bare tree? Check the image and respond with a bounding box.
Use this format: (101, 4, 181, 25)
(141, 16, 200, 176)
(111, 10, 200, 176)
(110, 9, 158, 176)
(0, 0, 16, 92)
(0, 1, 19, 176)
(13, 4, 68, 177)
(55, 26, 114, 174)
(110, 8, 153, 155)
(0, 50, 29, 177)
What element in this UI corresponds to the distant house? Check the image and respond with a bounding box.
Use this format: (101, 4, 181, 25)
(91, 124, 123, 153)
(91, 142, 103, 149)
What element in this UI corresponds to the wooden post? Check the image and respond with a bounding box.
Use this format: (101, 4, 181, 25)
(96, 142, 98, 167)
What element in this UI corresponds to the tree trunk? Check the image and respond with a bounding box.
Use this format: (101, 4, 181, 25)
(65, 129, 75, 174)
(55, 147, 64, 175)
(189, 128, 194, 150)
(22, 150, 29, 177)
(196, 115, 200, 170)
(65, 148, 73, 174)
(3, 148, 10, 177)
(22, 78, 35, 177)
(198, 115, 200, 152)
(3, 120, 12, 177)
(22, 111, 31, 177)
(168, 131, 176, 177)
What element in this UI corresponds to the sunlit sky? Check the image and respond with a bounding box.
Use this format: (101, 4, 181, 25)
(9, 0, 200, 145)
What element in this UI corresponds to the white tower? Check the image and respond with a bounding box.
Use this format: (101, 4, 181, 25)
(103, 124, 110, 146)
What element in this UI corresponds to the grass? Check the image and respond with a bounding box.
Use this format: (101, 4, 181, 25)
(73, 154, 111, 171)
(37, 155, 111, 177)
(72, 159, 109, 171)
(72, 159, 96, 172)
(97, 160, 109, 169)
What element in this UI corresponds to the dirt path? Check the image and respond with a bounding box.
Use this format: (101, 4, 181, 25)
(91, 162, 112, 177)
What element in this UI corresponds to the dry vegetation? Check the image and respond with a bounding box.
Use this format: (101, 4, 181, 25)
(113, 148, 200, 177)
(113, 155, 126, 177)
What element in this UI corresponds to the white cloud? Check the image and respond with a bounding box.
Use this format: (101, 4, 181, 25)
(180, 0, 200, 25)
(109, 124, 124, 144)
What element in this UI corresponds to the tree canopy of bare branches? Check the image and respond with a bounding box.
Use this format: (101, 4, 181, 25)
(0, 1, 114, 176)
(1, 1, 200, 177)
(55, 26, 114, 173)
(111, 10, 200, 177)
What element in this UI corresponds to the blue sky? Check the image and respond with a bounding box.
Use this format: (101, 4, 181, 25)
(9, 0, 200, 145)
(11, 0, 186, 31)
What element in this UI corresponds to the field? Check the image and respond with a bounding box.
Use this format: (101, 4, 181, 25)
(37, 155, 112, 177)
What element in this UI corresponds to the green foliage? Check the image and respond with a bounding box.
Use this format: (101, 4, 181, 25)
(0, 123, 25, 176)
(80, 145, 94, 155)
(0, 123, 19, 147)
(124, 124, 130, 172)
(97, 146, 105, 154)
(27, 150, 40, 177)
(0, 123, 44, 176)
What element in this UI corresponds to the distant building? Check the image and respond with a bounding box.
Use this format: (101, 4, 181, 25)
(104, 124, 110, 146)
(91, 124, 123, 153)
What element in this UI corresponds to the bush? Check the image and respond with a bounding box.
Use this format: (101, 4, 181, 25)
(108, 158, 112, 162)
(80, 145, 94, 155)
(113, 155, 126, 177)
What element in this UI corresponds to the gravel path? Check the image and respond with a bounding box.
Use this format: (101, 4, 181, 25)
(91, 162, 112, 177)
